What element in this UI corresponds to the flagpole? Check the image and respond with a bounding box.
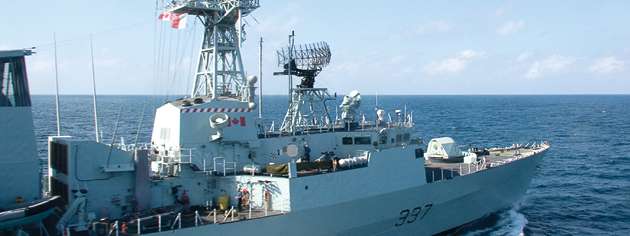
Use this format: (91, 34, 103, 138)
(53, 33, 61, 136)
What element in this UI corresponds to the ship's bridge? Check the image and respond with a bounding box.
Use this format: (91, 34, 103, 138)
(0, 49, 39, 210)
(0, 50, 32, 107)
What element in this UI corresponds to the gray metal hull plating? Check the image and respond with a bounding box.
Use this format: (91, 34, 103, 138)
(150, 153, 543, 236)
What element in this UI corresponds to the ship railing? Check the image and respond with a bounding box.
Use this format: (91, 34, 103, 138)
(213, 156, 237, 176)
(177, 148, 194, 164)
(152, 147, 195, 164)
(457, 161, 486, 176)
(427, 159, 488, 183)
(428, 168, 457, 183)
(115, 142, 152, 152)
(223, 207, 237, 222)
(100, 205, 288, 236)
(102, 210, 203, 235)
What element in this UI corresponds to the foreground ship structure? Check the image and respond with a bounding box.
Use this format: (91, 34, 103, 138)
(36, 0, 550, 235)
(0, 50, 63, 235)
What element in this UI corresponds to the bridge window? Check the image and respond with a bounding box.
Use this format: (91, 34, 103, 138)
(342, 137, 353, 145)
(354, 137, 371, 145)
(0, 57, 31, 107)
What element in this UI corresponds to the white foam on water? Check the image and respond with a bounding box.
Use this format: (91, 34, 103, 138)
(491, 208, 528, 236)
(463, 205, 528, 236)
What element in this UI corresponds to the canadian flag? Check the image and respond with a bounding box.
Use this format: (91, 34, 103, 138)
(158, 12, 172, 21)
(158, 12, 188, 29)
(170, 13, 188, 29)
(227, 116, 247, 127)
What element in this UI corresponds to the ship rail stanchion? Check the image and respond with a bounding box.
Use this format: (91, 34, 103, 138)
(195, 210, 200, 227)
(158, 214, 162, 232)
(441, 169, 444, 181)
(171, 212, 182, 230)
(231, 207, 235, 221)
(137, 217, 141, 235)
(223, 208, 229, 222)
(107, 221, 119, 236)
(431, 171, 435, 183)
(188, 149, 192, 163)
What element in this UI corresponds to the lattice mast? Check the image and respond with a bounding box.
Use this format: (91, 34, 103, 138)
(165, 0, 260, 99)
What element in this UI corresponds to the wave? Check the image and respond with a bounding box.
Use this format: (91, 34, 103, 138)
(462, 205, 528, 236)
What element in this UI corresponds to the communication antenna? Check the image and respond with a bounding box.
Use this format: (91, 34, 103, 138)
(89, 35, 100, 142)
(163, 0, 260, 100)
(53, 33, 61, 136)
(258, 37, 263, 118)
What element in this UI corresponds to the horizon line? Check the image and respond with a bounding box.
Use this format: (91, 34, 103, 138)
(31, 93, 630, 96)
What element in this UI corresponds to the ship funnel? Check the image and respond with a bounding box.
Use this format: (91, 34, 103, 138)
(209, 113, 229, 141)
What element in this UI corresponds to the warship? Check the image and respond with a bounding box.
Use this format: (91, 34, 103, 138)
(3, 1, 549, 235)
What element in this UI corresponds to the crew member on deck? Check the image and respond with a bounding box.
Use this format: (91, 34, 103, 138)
(303, 143, 311, 162)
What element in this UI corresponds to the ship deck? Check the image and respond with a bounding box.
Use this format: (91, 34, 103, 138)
(424, 144, 549, 183)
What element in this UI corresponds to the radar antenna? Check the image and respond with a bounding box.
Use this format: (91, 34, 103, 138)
(164, 0, 260, 99)
(274, 32, 335, 133)
(274, 41, 331, 89)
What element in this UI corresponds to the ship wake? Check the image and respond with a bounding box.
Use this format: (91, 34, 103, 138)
(461, 204, 528, 236)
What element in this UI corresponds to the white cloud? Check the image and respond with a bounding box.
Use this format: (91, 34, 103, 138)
(589, 57, 625, 74)
(516, 52, 532, 62)
(416, 21, 452, 34)
(525, 55, 575, 79)
(423, 50, 484, 75)
(497, 20, 525, 35)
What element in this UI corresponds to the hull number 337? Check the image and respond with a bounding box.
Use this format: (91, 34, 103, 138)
(395, 203, 433, 227)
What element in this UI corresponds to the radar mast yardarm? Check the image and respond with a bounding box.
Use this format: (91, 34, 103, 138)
(165, 0, 260, 100)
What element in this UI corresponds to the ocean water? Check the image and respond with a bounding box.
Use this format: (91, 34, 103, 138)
(31, 95, 630, 235)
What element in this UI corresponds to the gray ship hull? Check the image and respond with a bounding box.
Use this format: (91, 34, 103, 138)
(150, 152, 543, 236)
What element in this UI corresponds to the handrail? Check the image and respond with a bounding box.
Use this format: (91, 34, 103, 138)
(213, 157, 237, 176)
(223, 207, 236, 222)
(170, 212, 182, 230)
(107, 220, 119, 236)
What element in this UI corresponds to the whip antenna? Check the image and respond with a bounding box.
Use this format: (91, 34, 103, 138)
(53, 33, 62, 136)
(89, 35, 100, 142)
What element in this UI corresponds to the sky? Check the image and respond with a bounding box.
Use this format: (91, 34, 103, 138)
(1, 0, 629, 95)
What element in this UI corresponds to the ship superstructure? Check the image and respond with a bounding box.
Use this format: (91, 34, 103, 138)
(0, 50, 63, 235)
(44, 1, 549, 235)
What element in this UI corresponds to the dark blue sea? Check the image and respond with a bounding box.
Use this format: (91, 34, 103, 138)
(31, 95, 630, 235)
